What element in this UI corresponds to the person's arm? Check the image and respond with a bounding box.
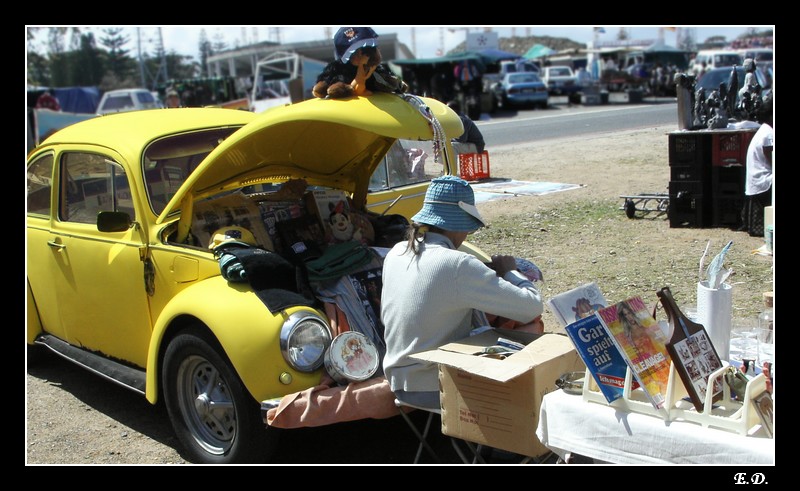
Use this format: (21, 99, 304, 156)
(763, 145, 773, 167)
(465, 119, 486, 154)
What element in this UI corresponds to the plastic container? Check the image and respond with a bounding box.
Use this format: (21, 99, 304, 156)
(324, 331, 380, 385)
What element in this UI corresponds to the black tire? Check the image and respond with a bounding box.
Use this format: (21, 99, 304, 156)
(499, 95, 509, 110)
(163, 329, 277, 464)
(625, 199, 637, 219)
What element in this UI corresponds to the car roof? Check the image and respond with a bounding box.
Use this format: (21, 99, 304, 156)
(39, 108, 256, 161)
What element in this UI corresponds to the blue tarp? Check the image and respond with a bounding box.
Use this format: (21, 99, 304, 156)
(52, 87, 101, 114)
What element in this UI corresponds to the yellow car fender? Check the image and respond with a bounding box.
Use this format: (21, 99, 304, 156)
(145, 275, 325, 404)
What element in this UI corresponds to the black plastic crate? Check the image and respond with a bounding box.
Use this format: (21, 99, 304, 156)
(669, 180, 710, 228)
(711, 166, 745, 193)
(712, 195, 746, 228)
(669, 132, 711, 167)
(670, 164, 711, 184)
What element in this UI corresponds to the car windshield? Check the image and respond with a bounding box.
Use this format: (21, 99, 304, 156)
(102, 94, 135, 111)
(135, 91, 156, 104)
(143, 127, 241, 215)
(713, 54, 743, 67)
(550, 68, 570, 76)
(509, 73, 541, 84)
(698, 67, 765, 92)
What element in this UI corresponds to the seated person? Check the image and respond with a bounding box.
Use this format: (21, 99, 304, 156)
(380, 176, 544, 410)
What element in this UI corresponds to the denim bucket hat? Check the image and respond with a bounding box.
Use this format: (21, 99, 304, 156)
(334, 27, 379, 64)
(412, 176, 486, 232)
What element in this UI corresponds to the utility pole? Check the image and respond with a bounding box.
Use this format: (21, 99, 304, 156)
(137, 27, 146, 88)
(269, 27, 282, 44)
(154, 27, 168, 87)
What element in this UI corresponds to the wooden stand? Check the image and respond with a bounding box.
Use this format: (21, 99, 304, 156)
(582, 362, 770, 436)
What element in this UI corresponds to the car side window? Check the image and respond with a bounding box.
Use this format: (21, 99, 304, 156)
(60, 153, 134, 224)
(27, 154, 54, 216)
(369, 140, 444, 192)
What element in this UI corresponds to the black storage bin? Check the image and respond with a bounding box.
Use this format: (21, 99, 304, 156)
(711, 166, 745, 228)
(669, 180, 710, 228)
(669, 132, 711, 167)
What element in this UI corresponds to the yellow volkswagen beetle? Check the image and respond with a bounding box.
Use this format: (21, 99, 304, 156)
(26, 93, 464, 464)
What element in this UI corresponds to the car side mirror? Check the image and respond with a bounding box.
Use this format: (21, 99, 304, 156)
(97, 211, 132, 232)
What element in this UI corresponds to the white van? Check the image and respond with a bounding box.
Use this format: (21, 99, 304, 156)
(97, 88, 160, 115)
(692, 50, 744, 74)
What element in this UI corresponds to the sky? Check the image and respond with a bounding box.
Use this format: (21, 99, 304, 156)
(27, 25, 772, 61)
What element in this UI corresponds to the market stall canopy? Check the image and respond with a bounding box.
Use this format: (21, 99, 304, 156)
(477, 48, 522, 63)
(391, 51, 487, 72)
(524, 44, 556, 60)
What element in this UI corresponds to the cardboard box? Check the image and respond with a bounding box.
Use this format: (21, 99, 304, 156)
(410, 329, 583, 458)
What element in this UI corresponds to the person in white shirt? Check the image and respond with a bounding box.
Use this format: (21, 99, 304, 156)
(380, 176, 544, 409)
(742, 92, 773, 236)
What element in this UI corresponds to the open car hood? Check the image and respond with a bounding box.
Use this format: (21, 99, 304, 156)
(157, 93, 463, 224)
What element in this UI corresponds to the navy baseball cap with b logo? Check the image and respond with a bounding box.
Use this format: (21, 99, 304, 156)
(334, 27, 379, 63)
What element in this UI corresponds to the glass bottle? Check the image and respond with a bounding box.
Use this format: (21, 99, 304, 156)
(757, 292, 774, 379)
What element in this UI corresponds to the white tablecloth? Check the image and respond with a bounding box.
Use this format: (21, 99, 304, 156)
(536, 389, 775, 465)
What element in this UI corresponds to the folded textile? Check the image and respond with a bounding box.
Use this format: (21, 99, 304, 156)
(305, 241, 374, 282)
(266, 376, 398, 428)
(221, 247, 317, 313)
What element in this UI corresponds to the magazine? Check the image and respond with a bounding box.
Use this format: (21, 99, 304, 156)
(564, 314, 638, 403)
(547, 282, 607, 327)
(597, 296, 672, 410)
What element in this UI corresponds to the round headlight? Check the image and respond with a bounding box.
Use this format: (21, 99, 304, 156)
(279, 312, 332, 372)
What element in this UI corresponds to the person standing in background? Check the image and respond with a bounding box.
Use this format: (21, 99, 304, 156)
(165, 89, 181, 108)
(742, 91, 773, 236)
(35, 91, 61, 111)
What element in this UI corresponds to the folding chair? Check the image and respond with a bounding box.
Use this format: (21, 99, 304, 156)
(395, 399, 556, 464)
(395, 399, 487, 464)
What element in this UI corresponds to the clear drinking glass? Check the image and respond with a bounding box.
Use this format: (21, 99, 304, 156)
(730, 318, 759, 365)
(756, 326, 774, 368)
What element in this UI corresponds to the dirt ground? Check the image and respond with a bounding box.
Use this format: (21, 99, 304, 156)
(25, 123, 775, 465)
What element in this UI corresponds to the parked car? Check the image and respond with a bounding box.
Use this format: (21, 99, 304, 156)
(695, 65, 771, 98)
(491, 71, 549, 109)
(541, 66, 580, 96)
(692, 50, 743, 75)
(26, 95, 464, 464)
(96, 88, 160, 114)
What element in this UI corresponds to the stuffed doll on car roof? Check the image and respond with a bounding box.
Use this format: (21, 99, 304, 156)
(313, 27, 408, 99)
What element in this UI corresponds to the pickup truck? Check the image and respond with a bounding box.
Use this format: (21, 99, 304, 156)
(541, 66, 581, 96)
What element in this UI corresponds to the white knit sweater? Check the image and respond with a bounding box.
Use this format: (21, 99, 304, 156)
(380, 232, 543, 393)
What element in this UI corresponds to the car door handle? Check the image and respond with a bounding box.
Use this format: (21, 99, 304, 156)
(47, 240, 66, 250)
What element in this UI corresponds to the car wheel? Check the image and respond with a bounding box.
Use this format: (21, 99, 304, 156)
(489, 94, 498, 113)
(163, 329, 277, 464)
